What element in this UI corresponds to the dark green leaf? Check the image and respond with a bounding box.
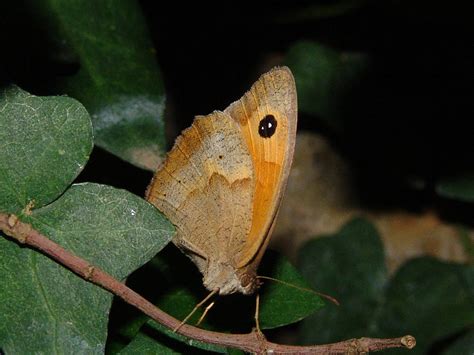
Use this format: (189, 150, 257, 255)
(226, 348, 245, 355)
(285, 41, 370, 132)
(128, 321, 227, 354)
(460, 263, 474, 300)
(442, 330, 474, 355)
(375, 259, 474, 354)
(456, 227, 474, 263)
(297, 218, 474, 354)
(118, 329, 180, 355)
(258, 251, 325, 329)
(297, 218, 387, 344)
(0, 183, 174, 354)
(37, 0, 166, 170)
(0, 86, 93, 214)
(436, 173, 474, 202)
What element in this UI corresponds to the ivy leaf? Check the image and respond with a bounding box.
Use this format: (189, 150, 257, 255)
(442, 329, 474, 355)
(285, 41, 370, 132)
(436, 173, 474, 202)
(258, 251, 325, 329)
(0, 86, 93, 214)
(297, 218, 474, 354)
(0, 86, 174, 353)
(123, 321, 227, 354)
(0, 183, 174, 354)
(36, 0, 166, 170)
(24, 183, 174, 280)
(375, 259, 474, 354)
(118, 332, 180, 355)
(297, 218, 387, 344)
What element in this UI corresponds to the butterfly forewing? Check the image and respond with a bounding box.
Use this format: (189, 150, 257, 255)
(224, 67, 297, 269)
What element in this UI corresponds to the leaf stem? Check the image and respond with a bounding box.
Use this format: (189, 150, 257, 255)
(0, 212, 416, 354)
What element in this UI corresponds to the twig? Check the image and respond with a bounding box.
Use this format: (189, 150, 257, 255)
(0, 212, 416, 354)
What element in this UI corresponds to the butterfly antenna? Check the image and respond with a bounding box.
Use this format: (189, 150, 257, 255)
(173, 289, 218, 332)
(257, 275, 340, 306)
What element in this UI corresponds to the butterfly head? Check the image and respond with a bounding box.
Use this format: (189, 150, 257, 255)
(203, 261, 261, 295)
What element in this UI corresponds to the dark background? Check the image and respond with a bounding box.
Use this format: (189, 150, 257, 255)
(2, 1, 472, 217)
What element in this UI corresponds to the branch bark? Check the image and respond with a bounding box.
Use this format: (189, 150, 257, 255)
(0, 213, 416, 354)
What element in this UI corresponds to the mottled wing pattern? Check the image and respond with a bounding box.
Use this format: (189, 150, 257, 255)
(146, 111, 255, 274)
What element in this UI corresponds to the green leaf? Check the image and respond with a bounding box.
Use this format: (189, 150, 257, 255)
(0, 183, 174, 354)
(460, 264, 474, 300)
(375, 259, 474, 354)
(0, 86, 93, 214)
(297, 218, 387, 344)
(258, 251, 325, 329)
(442, 329, 474, 355)
(297, 218, 474, 354)
(284, 41, 370, 132)
(127, 321, 227, 354)
(436, 173, 474, 202)
(36, 0, 166, 170)
(118, 331, 180, 355)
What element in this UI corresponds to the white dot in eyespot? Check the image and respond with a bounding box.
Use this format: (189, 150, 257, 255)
(258, 114, 277, 138)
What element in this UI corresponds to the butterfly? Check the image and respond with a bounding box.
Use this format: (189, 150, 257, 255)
(146, 67, 297, 296)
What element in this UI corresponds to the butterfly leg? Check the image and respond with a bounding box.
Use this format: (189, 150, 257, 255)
(173, 289, 218, 332)
(196, 301, 215, 326)
(254, 292, 263, 335)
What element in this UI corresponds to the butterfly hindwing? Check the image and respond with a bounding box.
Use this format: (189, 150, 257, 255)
(146, 111, 255, 293)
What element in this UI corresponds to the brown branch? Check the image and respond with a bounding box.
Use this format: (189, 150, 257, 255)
(0, 212, 416, 354)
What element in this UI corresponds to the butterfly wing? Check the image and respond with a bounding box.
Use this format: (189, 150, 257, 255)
(146, 111, 256, 294)
(147, 67, 297, 295)
(224, 66, 297, 269)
